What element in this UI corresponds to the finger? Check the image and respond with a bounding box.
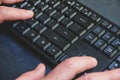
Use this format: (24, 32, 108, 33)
(16, 63, 46, 80)
(0, 0, 23, 4)
(42, 56, 97, 80)
(0, 6, 34, 23)
(76, 69, 120, 80)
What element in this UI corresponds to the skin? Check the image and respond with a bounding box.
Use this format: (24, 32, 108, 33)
(0, 0, 120, 80)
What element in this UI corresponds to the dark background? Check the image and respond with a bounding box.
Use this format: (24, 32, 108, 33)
(0, 0, 120, 80)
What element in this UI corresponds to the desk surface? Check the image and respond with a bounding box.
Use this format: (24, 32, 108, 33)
(0, 0, 120, 80)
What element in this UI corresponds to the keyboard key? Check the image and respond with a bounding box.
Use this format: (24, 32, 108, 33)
(60, 17, 73, 27)
(25, 30, 40, 42)
(64, 7, 76, 18)
(46, 19, 59, 30)
(36, 37, 51, 50)
(90, 14, 101, 22)
(116, 55, 120, 63)
(69, 23, 86, 37)
(84, 33, 97, 44)
(110, 26, 120, 35)
(56, 3, 68, 13)
(108, 61, 120, 70)
(52, 12, 64, 22)
(38, 13, 50, 24)
(47, 45, 62, 59)
(34, 23, 47, 33)
(44, 7, 56, 16)
(104, 46, 117, 58)
(101, 20, 112, 29)
(112, 39, 120, 50)
(36, 1, 49, 11)
(72, 14, 94, 30)
(33, 9, 42, 18)
(92, 26, 105, 37)
(59, 54, 69, 62)
(102, 32, 115, 43)
(80, 8, 92, 16)
(48, 0, 59, 7)
(63, 0, 75, 6)
(15, 23, 30, 35)
(94, 39, 107, 50)
(54, 25, 78, 43)
(42, 29, 70, 51)
(72, 2, 83, 10)
(25, 18, 39, 28)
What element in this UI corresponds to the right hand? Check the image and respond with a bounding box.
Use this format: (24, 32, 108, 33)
(16, 56, 120, 80)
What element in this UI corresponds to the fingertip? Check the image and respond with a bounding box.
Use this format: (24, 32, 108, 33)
(27, 10, 34, 17)
(88, 56, 98, 66)
(35, 63, 45, 70)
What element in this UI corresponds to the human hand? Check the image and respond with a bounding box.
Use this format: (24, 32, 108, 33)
(16, 56, 120, 80)
(0, 0, 34, 24)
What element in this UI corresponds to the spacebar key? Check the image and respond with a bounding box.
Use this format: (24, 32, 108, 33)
(72, 14, 94, 30)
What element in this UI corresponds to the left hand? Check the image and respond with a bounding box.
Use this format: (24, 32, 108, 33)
(0, 0, 34, 24)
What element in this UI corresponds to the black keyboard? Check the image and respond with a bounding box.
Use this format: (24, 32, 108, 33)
(10, 0, 120, 73)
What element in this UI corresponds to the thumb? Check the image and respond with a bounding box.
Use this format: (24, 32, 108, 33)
(16, 63, 46, 80)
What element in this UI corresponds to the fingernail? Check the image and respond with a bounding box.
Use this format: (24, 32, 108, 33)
(90, 57, 97, 65)
(35, 63, 44, 70)
(27, 10, 34, 16)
